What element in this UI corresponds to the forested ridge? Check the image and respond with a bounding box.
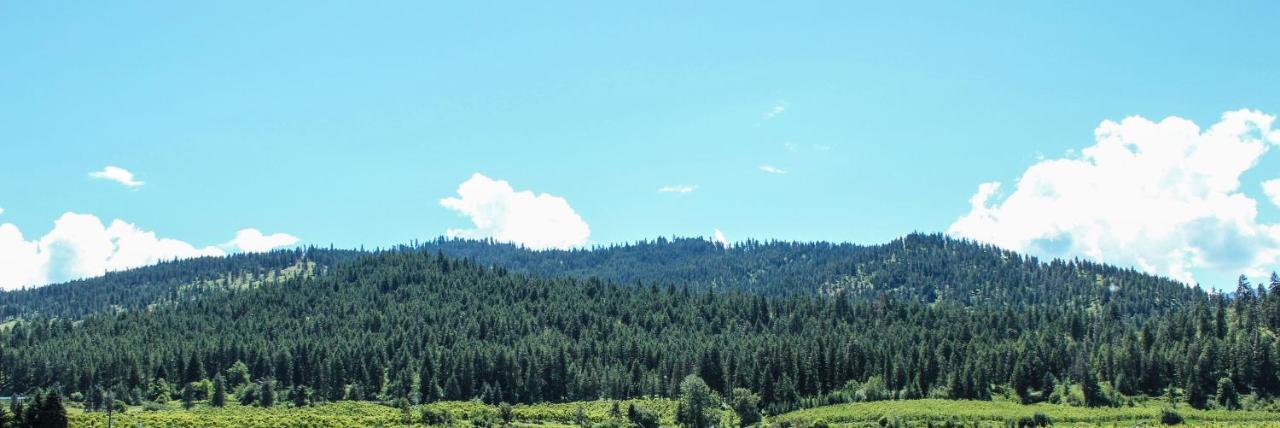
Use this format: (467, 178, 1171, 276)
(0, 233, 1200, 322)
(1, 235, 1278, 420)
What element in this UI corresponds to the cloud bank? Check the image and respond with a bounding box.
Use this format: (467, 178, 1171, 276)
(89, 166, 144, 188)
(0, 212, 299, 290)
(949, 109, 1280, 285)
(226, 228, 300, 253)
(440, 173, 590, 250)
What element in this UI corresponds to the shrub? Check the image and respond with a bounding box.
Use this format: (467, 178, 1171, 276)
(627, 403, 660, 428)
(422, 407, 453, 426)
(1160, 408, 1184, 425)
(499, 402, 514, 424)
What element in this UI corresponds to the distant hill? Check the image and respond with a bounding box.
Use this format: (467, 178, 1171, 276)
(1, 233, 1201, 321)
(1, 238, 1275, 415)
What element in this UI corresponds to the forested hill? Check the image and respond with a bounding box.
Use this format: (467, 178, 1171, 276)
(0, 248, 363, 320)
(2, 247, 1278, 414)
(1, 234, 1203, 321)
(416, 233, 1202, 316)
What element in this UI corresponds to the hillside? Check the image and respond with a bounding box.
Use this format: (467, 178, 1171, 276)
(0, 234, 1203, 322)
(2, 244, 1277, 417)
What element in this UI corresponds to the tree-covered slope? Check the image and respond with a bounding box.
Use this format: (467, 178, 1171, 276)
(2, 248, 1278, 414)
(0, 234, 1204, 323)
(0, 248, 362, 320)
(417, 233, 1201, 316)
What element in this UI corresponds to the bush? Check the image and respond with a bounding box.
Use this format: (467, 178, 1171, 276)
(1160, 408, 1184, 425)
(499, 402, 514, 424)
(730, 388, 762, 427)
(141, 401, 167, 412)
(422, 407, 453, 426)
(627, 403, 660, 428)
(1032, 412, 1051, 426)
(573, 405, 590, 427)
(1014, 412, 1051, 427)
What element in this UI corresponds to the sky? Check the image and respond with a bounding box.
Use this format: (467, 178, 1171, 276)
(2, 1, 1280, 290)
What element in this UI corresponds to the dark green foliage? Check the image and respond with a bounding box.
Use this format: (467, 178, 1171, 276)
(1216, 377, 1239, 410)
(422, 407, 452, 426)
(676, 375, 718, 428)
(28, 393, 67, 428)
(237, 383, 258, 406)
(181, 382, 196, 409)
(627, 403, 660, 428)
(573, 405, 589, 427)
(0, 237, 1277, 415)
(258, 379, 276, 407)
(211, 375, 227, 407)
(730, 388, 762, 427)
(0, 248, 360, 320)
(1160, 408, 1184, 425)
(499, 402, 514, 424)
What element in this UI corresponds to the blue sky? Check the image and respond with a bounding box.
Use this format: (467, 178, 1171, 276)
(2, 1, 1280, 290)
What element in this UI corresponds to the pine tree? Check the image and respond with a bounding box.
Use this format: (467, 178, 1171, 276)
(36, 393, 68, 428)
(258, 379, 276, 407)
(1216, 377, 1240, 410)
(211, 375, 227, 407)
(181, 382, 196, 409)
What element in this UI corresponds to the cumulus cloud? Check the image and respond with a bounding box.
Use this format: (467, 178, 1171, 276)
(89, 166, 144, 188)
(949, 109, 1280, 285)
(0, 212, 299, 290)
(759, 165, 787, 174)
(440, 173, 590, 250)
(713, 229, 730, 249)
(658, 185, 697, 194)
(764, 101, 788, 119)
(1264, 178, 1280, 208)
(226, 229, 300, 252)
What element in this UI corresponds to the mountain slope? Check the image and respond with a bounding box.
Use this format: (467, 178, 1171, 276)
(1, 234, 1202, 322)
(1, 246, 1275, 414)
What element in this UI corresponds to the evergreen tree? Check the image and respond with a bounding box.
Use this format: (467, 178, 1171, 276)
(1216, 377, 1240, 410)
(181, 382, 196, 409)
(676, 375, 718, 428)
(258, 379, 276, 407)
(729, 388, 761, 427)
(211, 375, 227, 407)
(35, 393, 68, 428)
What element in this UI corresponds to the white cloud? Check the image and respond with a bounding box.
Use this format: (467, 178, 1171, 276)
(812, 144, 832, 152)
(89, 166, 144, 188)
(1264, 178, 1280, 208)
(949, 109, 1280, 285)
(759, 165, 787, 174)
(764, 101, 788, 119)
(226, 229, 300, 253)
(712, 229, 730, 249)
(784, 142, 799, 152)
(440, 173, 590, 250)
(658, 185, 697, 194)
(0, 212, 299, 290)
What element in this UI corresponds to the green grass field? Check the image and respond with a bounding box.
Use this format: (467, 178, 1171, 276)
(776, 399, 1280, 427)
(67, 399, 676, 428)
(64, 397, 1280, 427)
